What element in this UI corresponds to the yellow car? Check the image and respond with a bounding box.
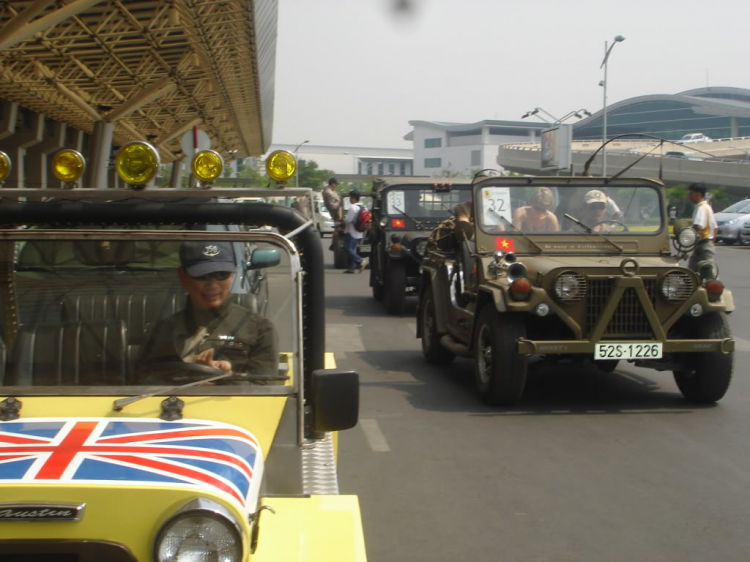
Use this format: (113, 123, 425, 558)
(0, 180, 366, 560)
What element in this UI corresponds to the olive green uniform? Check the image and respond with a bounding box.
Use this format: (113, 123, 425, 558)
(139, 299, 279, 382)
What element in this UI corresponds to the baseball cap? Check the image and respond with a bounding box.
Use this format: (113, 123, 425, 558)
(179, 241, 236, 277)
(585, 190, 607, 205)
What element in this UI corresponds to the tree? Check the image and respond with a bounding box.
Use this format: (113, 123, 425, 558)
(296, 159, 335, 189)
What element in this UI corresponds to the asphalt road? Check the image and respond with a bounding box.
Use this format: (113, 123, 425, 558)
(325, 240, 750, 562)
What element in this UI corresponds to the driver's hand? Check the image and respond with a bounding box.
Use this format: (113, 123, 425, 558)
(195, 349, 232, 373)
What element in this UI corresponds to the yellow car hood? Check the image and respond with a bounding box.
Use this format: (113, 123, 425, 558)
(0, 417, 264, 513)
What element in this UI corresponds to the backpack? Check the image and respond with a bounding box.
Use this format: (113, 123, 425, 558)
(354, 204, 372, 233)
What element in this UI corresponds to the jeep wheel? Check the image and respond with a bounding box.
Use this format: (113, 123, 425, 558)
(474, 308, 527, 406)
(421, 285, 454, 364)
(370, 249, 383, 300)
(333, 236, 347, 269)
(673, 312, 733, 403)
(384, 260, 406, 315)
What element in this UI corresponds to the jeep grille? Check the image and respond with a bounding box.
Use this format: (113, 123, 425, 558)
(586, 279, 657, 338)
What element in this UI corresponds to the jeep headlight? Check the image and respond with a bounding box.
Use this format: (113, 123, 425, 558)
(675, 227, 697, 251)
(661, 271, 694, 301)
(415, 239, 428, 257)
(155, 499, 243, 562)
(554, 272, 586, 302)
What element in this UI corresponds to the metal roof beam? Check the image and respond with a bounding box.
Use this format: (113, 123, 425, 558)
(106, 78, 177, 122)
(0, 0, 106, 52)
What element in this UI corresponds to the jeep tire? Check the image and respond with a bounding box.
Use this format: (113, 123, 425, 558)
(370, 249, 383, 301)
(384, 259, 406, 315)
(673, 312, 733, 403)
(333, 235, 347, 269)
(474, 308, 527, 406)
(420, 285, 455, 364)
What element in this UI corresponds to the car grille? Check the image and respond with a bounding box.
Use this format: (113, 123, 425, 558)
(586, 278, 657, 338)
(0, 542, 135, 562)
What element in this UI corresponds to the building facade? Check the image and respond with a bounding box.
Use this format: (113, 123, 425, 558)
(405, 120, 549, 177)
(573, 87, 750, 142)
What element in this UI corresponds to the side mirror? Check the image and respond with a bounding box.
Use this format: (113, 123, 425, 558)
(311, 369, 359, 432)
(247, 248, 280, 270)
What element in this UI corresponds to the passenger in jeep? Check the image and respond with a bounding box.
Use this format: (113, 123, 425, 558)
(513, 186, 559, 232)
(138, 241, 278, 380)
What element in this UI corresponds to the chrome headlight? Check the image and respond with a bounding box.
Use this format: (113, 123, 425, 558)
(726, 218, 739, 225)
(155, 499, 243, 562)
(675, 227, 697, 250)
(661, 271, 694, 301)
(554, 272, 586, 302)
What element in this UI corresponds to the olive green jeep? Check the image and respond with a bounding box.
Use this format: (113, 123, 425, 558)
(417, 175, 734, 406)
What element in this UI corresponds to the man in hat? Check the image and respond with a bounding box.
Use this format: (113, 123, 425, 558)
(323, 177, 343, 251)
(139, 241, 278, 380)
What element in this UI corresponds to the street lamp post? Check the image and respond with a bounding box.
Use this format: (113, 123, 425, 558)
(600, 35, 625, 176)
(293, 139, 309, 186)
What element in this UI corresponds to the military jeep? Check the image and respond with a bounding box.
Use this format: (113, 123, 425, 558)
(368, 178, 471, 314)
(417, 175, 735, 406)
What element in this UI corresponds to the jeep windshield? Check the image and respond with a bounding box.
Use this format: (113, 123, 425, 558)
(0, 231, 298, 396)
(476, 183, 664, 236)
(384, 188, 469, 219)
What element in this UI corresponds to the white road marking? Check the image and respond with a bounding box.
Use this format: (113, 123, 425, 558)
(733, 336, 750, 352)
(326, 324, 365, 353)
(360, 418, 390, 452)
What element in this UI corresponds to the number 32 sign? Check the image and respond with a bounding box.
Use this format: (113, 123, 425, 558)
(481, 188, 511, 226)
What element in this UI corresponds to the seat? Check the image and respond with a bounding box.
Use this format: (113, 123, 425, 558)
(62, 291, 186, 345)
(7, 321, 128, 386)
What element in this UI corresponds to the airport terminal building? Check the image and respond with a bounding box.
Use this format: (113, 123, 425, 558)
(573, 87, 750, 142)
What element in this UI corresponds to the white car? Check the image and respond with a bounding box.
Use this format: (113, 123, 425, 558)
(313, 200, 335, 236)
(677, 133, 713, 144)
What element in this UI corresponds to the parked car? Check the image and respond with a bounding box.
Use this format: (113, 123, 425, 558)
(664, 150, 703, 160)
(715, 199, 750, 245)
(313, 195, 335, 237)
(676, 133, 713, 144)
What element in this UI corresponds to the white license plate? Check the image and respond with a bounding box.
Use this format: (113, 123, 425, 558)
(359, 244, 371, 253)
(594, 342, 662, 360)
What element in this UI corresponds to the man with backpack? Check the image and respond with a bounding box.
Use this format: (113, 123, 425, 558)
(343, 190, 368, 273)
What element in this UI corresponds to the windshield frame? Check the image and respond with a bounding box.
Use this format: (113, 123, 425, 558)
(0, 229, 302, 397)
(380, 185, 472, 219)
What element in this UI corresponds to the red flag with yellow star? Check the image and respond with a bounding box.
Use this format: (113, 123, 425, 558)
(495, 237, 515, 252)
(391, 218, 406, 228)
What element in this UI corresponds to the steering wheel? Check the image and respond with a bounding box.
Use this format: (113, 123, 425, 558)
(592, 220, 629, 232)
(138, 361, 227, 385)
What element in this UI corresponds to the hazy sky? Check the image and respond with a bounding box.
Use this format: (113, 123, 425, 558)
(273, 0, 750, 149)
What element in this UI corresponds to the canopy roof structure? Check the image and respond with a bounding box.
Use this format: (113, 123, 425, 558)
(0, 0, 277, 161)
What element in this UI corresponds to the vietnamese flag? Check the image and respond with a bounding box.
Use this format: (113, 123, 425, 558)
(391, 218, 406, 228)
(495, 237, 515, 252)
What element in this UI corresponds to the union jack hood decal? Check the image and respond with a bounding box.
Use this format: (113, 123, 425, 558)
(0, 418, 264, 512)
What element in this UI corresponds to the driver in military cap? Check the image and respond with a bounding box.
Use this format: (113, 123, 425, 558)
(139, 241, 279, 381)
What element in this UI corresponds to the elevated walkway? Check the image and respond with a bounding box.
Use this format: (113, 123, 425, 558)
(498, 138, 750, 194)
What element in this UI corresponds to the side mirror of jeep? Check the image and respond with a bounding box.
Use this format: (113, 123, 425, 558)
(311, 369, 359, 432)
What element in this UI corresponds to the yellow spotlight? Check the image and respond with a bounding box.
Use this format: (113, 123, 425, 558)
(116, 141, 160, 185)
(51, 149, 86, 183)
(265, 150, 296, 183)
(0, 151, 11, 182)
(191, 150, 224, 183)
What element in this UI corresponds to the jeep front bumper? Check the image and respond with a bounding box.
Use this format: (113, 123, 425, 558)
(517, 338, 735, 356)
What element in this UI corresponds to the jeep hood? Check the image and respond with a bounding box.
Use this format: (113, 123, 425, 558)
(0, 397, 286, 559)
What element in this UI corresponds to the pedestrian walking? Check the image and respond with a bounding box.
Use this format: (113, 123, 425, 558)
(343, 190, 365, 273)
